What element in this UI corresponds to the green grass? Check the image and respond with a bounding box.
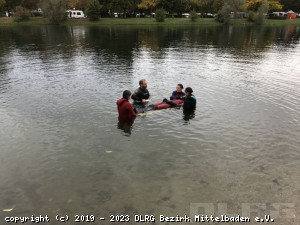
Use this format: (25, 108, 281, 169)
(231, 18, 300, 26)
(1, 16, 300, 27)
(0, 17, 48, 26)
(65, 17, 221, 26)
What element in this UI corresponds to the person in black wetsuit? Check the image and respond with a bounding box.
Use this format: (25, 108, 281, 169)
(132, 79, 150, 104)
(182, 87, 196, 112)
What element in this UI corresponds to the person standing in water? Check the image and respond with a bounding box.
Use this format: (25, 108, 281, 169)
(116, 90, 136, 122)
(182, 87, 196, 111)
(132, 79, 150, 104)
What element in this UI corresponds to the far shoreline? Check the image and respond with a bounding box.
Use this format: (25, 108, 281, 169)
(1, 17, 300, 27)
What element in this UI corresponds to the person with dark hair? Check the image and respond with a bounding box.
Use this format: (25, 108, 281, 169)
(182, 87, 196, 111)
(131, 79, 150, 103)
(116, 90, 136, 122)
(170, 84, 185, 100)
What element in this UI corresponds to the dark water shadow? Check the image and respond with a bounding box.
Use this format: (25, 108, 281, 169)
(183, 110, 195, 124)
(117, 119, 135, 136)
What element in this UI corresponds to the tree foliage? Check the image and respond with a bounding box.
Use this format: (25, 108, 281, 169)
(138, 0, 158, 10)
(280, 0, 300, 12)
(268, 0, 283, 10)
(21, 0, 40, 9)
(138, 0, 158, 14)
(117, 0, 135, 17)
(156, 0, 172, 13)
(247, 9, 255, 21)
(189, 9, 198, 20)
(227, 0, 246, 12)
(245, 0, 282, 11)
(5, 0, 22, 13)
(98, 0, 115, 16)
(216, 0, 246, 23)
(156, 0, 191, 16)
(14, 5, 30, 21)
(1, 0, 299, 18)
(193, 0, 214, 15)
(0, 0, 6, 11)
(68, 0, 93, 11)
(155, 8, 166, 21)
(212, 0, 224, 13)
(253, 0, 269, 24)
(40, 0, 68, 24)
(216, 2, 231, 23)
(86, 0, 101, 20)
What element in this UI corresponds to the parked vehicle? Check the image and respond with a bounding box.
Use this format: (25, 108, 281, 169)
(271, 12, 286, 16)
(230, 12, 245, 19)
(31, 8, 43, 13)
(67, 10, 85, 18)
(30, 8, 43, 17)
(182, 13, 190, 18)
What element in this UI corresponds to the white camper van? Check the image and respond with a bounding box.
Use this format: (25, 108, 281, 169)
(67, 10, 85, 18)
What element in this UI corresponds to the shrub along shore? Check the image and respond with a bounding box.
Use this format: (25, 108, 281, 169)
(0, 17, 300, 27)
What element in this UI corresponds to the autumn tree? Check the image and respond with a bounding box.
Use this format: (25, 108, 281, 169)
(137, 0, 158, 14)
(21, 0, 40, 9)
(268, 0, 283, 10)
(68, 0, 93, 11)
(245, 0, 282, 12)
(212, 0, 223, 13)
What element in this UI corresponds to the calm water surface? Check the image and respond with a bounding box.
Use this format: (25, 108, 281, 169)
(0, 25, 300, 224)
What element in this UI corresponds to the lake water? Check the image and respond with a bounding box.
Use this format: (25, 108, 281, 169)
(0, 25, 300, 225)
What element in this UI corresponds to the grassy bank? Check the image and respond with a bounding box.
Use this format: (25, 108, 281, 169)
(1, 16, 300, 27)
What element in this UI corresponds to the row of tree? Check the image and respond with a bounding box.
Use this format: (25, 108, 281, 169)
(72, 0, 299, 16)
(1, 0, 300, 17)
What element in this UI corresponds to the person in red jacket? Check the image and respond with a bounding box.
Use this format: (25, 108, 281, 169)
(116, 90, 136, 122)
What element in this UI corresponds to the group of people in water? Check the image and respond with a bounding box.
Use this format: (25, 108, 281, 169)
(117, 79, 196, 123)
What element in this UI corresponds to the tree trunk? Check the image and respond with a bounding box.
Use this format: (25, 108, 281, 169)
(111, 8, 114, 18)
